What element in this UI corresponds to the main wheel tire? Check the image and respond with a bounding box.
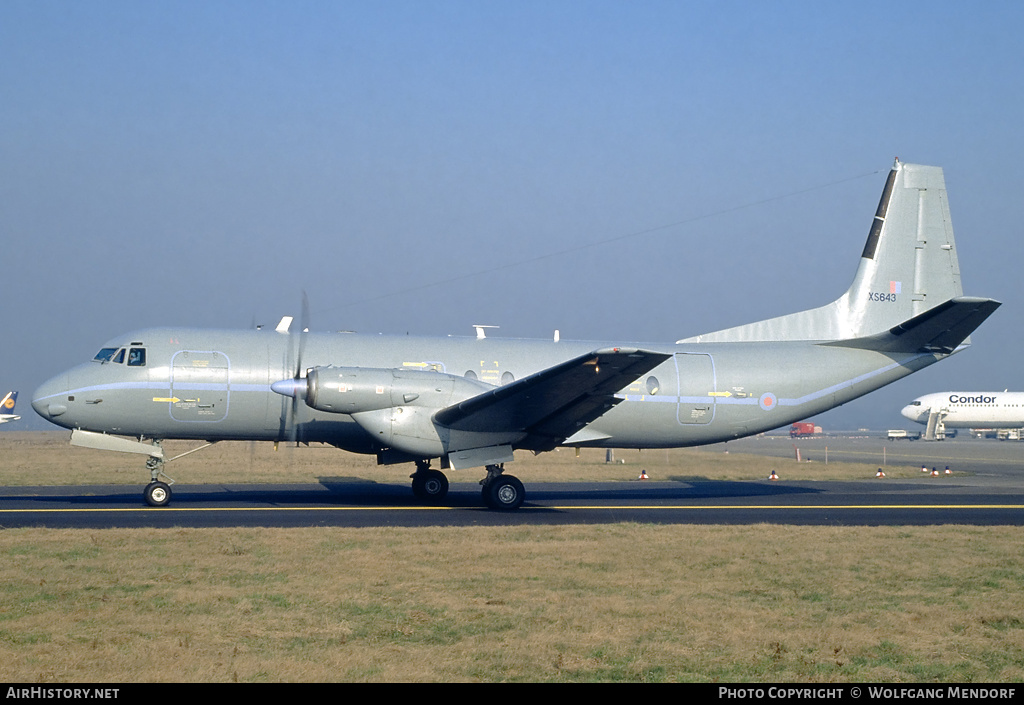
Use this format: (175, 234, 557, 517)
(483, 475, 525, 511)
(144, 481, 171, 507)
(412, 469, 449, 503)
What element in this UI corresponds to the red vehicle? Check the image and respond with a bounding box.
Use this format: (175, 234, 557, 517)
(789, 422, 821, 437)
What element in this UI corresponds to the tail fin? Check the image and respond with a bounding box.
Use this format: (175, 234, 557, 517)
(1, 391, 17, 413)
(679, 160, 966, 343)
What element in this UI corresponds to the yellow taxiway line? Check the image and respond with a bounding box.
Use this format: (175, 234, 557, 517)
(2, 504, 1023, 514)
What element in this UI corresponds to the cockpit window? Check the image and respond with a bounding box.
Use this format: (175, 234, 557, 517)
(127, 348, 146, 367)
(93, 348, 119, 362)
(910, 401, 921, 406)
(113, 349, 125, 364)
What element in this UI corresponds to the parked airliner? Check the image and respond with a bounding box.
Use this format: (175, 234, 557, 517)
(902, 392, 1024, 438)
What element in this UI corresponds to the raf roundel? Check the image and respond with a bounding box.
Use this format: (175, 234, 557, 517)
(759, 392, 778, 411)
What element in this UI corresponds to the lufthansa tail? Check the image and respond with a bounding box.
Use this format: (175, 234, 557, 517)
(679, 160, 993, 345)
(0, 391, 20, 423)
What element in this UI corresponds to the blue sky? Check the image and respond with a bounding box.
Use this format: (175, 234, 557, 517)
(3, 0, 1023, 431)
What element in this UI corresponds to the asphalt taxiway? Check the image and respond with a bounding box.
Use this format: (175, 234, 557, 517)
(717, 433, 1024, 483)
(2, 435, 1021, 529)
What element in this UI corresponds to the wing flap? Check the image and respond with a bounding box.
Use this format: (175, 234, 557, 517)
(434, 348, 670, 444)
(826, 296, 1001, 353)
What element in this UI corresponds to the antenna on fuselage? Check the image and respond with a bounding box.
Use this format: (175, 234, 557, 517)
(473, 324, 498, 340)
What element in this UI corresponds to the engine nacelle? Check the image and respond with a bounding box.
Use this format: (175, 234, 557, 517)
(303, 365, 491, 415)
(300, 366, 522, 458)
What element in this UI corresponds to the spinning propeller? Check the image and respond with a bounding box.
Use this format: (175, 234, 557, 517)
(270, 292, 311, 444)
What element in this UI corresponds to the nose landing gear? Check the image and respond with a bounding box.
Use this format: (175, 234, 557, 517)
(143, 450, 174, 507)
(144, 480, 172, 507)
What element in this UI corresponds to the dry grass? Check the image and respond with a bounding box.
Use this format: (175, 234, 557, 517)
(2, 432, 1019, 682)
(0, 431, 923, 486)
(1, 524, 1023, 682)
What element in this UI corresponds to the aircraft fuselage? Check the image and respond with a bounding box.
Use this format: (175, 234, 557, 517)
(33, 326, 943, 455)
(28, 161, 1002, 509)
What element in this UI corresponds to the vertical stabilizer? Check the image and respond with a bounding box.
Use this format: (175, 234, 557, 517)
(679, 160, 964, 343)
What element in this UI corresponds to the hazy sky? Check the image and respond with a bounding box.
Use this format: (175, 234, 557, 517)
(3, 0, 1023, 432)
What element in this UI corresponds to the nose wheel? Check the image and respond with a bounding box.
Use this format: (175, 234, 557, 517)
(143, 451, 174, 507)
(144, 481, 172, 507)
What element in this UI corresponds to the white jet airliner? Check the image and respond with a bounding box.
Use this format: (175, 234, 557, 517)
(901, 392, 1024, 438)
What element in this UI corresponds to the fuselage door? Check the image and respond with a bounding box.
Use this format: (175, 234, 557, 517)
(169, 350, 230, 422)
(675, 352, 715, 425)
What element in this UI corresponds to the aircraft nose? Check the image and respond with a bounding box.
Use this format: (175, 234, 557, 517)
(32, 373, 70, 422)
(900, 404, 917, 422)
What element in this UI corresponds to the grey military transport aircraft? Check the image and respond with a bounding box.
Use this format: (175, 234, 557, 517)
(33, 160, 1000, 509)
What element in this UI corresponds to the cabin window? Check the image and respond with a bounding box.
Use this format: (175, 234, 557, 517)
(127, 348, 146, 367)
(646, 376, 660, 395)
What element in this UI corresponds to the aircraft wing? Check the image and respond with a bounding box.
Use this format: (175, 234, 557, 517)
(434, 347, 671, 450)
(828, 297, 1001, 353)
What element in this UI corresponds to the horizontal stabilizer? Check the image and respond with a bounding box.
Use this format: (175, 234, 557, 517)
(827, 297, 1000, 353)
(435, 348, 670, 448)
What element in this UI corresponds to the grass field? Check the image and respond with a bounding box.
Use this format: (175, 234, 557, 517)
(2, 432, 1021, 683)
(1, 431, 935, 486)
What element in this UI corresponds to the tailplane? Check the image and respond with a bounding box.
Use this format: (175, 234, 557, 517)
(680, 160, 967, 343)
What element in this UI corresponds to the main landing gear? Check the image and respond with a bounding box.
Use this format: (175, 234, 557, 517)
(481, 464, 525, 511)
(409, 460, 526, 510)
(410, 459, 449, 503)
